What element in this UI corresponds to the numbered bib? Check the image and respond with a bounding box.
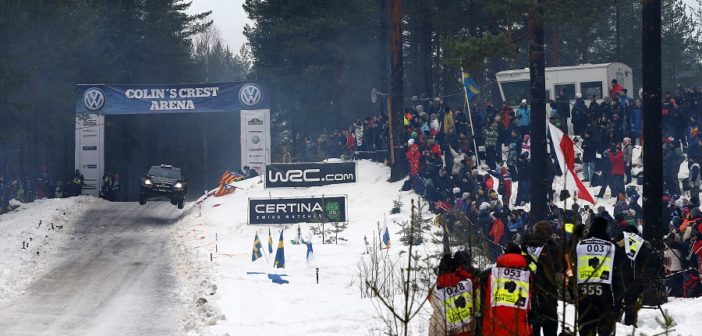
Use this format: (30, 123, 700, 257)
(525, 245, 544, 273)
(576, 238, 615, 285)
(491, 267, 530, 310)
(623, 231, 644, 261)
(435, 279, 474, 330)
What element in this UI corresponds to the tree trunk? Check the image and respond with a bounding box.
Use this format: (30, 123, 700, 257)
(529, 0, 548, 224)
(389, 0, 406, 181)
(579, 23, 589, 63)
(641, 0, 667, 307)
(420, 1, 433, 98)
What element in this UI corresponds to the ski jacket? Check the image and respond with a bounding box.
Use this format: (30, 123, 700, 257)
(429, 267, 478, 336)
(610, 151, 625, 176)
(482, 253, 531, 336)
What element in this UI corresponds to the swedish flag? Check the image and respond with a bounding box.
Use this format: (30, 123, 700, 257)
(268, 227, 273, 253)
(252, 233, 263, 261)
(462, 69, 480, 101)
(274, 230, 285, 268)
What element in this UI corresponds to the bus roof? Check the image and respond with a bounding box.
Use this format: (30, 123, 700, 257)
(496, 62, 629, 76)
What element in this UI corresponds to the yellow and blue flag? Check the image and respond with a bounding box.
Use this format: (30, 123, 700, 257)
(267, 227, 273, 253)
(461, 69, 480, 102)
(383, 226, 391, 248)
(252, 233, 263, 261)
(274, 230, 285, 268)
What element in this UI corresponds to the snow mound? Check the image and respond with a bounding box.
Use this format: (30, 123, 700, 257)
(0, 196, 99, 305)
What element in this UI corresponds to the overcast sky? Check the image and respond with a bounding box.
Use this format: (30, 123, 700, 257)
(188, 0, 701, 54)
(187, 0, 250, 52)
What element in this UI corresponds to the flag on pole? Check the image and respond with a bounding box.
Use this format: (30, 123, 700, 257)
(305, 240, 314, 264)
(273, 230, 285, 268)
(461, 68, 480, 102)
(382, 226, 391, 248)
(548, 122, 596, 204)
(213, 170, 245, 197)
(267, 227, 273, 254)
(252, 233, 263, 261)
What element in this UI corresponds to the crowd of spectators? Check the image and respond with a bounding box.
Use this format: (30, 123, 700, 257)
(300, 80, 702, 300)
(0, 168, 85, 214)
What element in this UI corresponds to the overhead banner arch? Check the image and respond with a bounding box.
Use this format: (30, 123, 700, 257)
(75, 81, 271, 196)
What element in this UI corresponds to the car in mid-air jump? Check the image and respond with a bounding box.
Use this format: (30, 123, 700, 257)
(139, 164, 187, 209)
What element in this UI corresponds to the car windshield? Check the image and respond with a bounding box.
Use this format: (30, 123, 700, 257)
(148, 166, 181, 180)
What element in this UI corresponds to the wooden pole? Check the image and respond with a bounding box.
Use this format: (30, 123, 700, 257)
(528, 0, 548, 224)
(641, 0, 667, 306)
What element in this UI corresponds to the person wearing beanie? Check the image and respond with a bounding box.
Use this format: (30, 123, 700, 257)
(428, 252, 478, 336)
(406, 138, 421, 178)
(572, 91, 587, 135)
(482, 243, 531, 336)
(576, 216, 618, 336)
(521, 221, 562, 336)
(516, 99, 531, 136)
(613, 225, 651, 327)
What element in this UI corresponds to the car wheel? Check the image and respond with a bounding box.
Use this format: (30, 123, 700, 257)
(177, 199, 184, 209)
(139, 194, 146, 205)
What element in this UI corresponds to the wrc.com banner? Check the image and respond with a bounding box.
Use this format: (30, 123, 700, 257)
(240, 109, 271, 175)
(75, 81, 270, 114)
(248, 196, 348, 225)
(265, 162, 357, 188)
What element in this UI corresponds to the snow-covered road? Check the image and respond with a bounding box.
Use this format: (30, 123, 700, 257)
(0, 201, 184, 336)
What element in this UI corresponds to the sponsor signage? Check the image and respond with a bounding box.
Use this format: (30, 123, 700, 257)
(265, 162, 357, 188)
(75, 81, 270, 115)
(249, 196, 347, 225)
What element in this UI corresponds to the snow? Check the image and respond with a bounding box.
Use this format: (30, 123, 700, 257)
(0, 196, 99, 306)
(171, 160, 423, 335)
(0, 160, 698, 335)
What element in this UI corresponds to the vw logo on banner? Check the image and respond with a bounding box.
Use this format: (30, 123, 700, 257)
(239, 83, 263, 106)
(252, 135, 261, 144)
(83, 87, 105, 111)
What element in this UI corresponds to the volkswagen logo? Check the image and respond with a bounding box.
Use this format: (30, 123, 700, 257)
(83, 87, 105, 111)
(239, 83, 262, 106)
(252, 135, 261, 144)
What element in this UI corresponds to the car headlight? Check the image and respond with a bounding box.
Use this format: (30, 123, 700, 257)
(174, 182, 183, 189)
(144, 179, 152, 185)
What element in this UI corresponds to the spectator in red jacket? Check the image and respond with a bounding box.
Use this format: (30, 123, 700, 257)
(482, 244, 532, 336)
(406, 139, 421, 177)
(488, 212, 505, 260)
(610, 144, 625, 197)
(609, 79, 623, 98)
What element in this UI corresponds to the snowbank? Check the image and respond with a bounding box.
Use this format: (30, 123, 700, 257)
(172, 160, 427, 335)
(0, 196, 99, 305)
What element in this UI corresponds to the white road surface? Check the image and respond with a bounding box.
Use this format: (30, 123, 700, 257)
(0, 202, 185, 336)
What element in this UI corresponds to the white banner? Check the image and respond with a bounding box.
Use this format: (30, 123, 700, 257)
(240, 109, 271, 175)
(74, 114, 105, 196)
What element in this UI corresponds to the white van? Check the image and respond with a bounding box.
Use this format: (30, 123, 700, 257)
(496, 62, 634, 106)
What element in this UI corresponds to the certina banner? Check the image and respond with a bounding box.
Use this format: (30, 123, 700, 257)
(265, 162, 357, 188)
(249, 196, 348, 225)
(75, 81, 270, 114)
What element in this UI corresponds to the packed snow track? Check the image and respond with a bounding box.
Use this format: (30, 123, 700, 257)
(0, 202, 184, 336)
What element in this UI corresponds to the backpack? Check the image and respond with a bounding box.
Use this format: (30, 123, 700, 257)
(498, 178, 506, 195)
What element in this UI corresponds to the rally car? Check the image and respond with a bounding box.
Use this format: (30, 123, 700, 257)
(139, 164, 187, 209)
